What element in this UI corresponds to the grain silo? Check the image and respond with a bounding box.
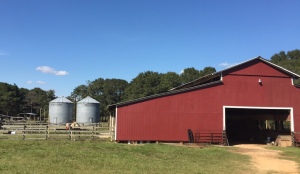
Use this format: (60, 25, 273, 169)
(76, 96, 100, 123)
(49, 97, 73, 124)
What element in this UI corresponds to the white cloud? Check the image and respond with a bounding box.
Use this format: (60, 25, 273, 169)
(27, 80, 33, 84)
(218, 62, 238, 68)
(37, 81, 46, 84)
(36, 66, 56, 73)
(55, 71, 68, 76)
(36, 66, 69, 76)
(0, 51, 9, 56)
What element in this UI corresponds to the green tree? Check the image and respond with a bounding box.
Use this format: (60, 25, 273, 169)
(19, 88, 29, 112)
(270, 49, 300, 84)
(89, 78, 128, 120)
(123, 71, 162, 100)
(180, 67, 200, 84)
(24, 88, 55, 115)
(102, 79, 128, 105)
(270, 51, 289, 64)
(160, 72, 181, 91)
(0, 83, 22, 115)
(70, 78, 128, 120)
(199, 67, 216, 77)
(70, 84, 89, 101)
(180, 67, 217, 84)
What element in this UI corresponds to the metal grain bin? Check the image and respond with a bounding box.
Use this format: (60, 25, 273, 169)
(76, 96, 100, 123)
(49, 97, 73, 124)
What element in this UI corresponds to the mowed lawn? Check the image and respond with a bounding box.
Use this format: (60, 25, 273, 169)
(0, 140, 256, 174)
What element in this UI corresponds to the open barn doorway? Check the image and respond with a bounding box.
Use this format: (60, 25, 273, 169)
(223, 106, 293, 145)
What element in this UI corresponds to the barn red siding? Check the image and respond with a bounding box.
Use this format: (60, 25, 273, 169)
(117, 85, 224, 141)
(115, 60, 300, 142)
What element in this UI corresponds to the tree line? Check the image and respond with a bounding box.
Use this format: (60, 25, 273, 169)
(1, 49, 299, 119)
(70, 66, 216, 119)
(0, 85, 55, 116)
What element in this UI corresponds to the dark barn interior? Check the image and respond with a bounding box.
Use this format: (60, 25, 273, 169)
(225, 108, 291, 145)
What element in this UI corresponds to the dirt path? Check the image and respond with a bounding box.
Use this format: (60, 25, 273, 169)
(234, 144, 299, 174)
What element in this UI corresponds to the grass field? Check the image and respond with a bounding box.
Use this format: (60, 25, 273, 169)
(0, 140, 256, 174)
(0, 141, 294, 174)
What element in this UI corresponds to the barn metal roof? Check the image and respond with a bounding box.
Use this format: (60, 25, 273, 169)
(78, 96, 100, 103)
(50, 96, 73, 103)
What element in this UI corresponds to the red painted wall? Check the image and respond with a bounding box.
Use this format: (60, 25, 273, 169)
(116, 60, 300, 142)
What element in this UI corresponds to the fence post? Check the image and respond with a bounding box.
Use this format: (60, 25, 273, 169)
(92, 127, 95, 141)
(45, 125, 48, 140)
(69, 129, 72, 141)
(23, 125, 26, 140)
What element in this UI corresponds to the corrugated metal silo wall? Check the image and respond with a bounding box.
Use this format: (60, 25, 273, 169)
(76, 103, 100, 123)
(49, 102, 74, 124)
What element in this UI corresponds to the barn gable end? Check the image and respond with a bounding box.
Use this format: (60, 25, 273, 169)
(223, 59, 291, 78)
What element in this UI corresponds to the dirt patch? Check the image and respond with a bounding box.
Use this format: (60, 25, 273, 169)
(233, 144, 299, 174)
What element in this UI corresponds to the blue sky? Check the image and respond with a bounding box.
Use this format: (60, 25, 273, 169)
(1, 0, 299, 97)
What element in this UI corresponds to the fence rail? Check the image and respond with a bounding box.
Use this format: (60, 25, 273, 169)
(0, 123, 112, 141)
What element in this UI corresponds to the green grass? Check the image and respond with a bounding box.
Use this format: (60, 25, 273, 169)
(267, 146, 300, 164)
(0, 140, 254, 174)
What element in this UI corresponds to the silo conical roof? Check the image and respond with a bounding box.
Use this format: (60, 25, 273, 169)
(50, 96, 73, 103)
(78, 96, 99, 103)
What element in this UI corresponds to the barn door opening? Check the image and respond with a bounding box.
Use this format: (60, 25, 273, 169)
(223, 106, 293, 146)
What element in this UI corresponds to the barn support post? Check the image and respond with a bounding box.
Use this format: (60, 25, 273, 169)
(109, 112, 114, 141)
(109, 113, 112, 131)
(112, 117, 115, 131)
(114, 106, 118, 141)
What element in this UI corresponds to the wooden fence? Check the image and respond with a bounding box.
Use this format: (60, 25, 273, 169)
(1, 121, 109, 127)
(0, 123, 113, 141)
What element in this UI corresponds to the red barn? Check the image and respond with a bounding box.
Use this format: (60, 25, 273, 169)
(108, 57, 300, 146)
